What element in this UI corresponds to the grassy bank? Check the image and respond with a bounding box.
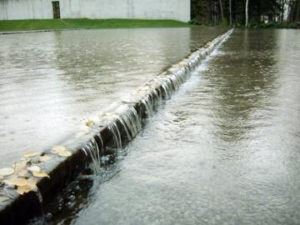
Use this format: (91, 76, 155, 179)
(0, 19, 191, 32)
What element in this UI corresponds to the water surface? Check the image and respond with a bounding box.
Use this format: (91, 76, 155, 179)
(62, 29, 299, 225)
(0, 27, 226, 166)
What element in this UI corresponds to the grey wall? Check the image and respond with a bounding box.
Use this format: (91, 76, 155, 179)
(0, 0, 52, 20)
(0, 0, 190, 22)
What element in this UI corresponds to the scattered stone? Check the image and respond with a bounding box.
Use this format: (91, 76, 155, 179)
(16, 178, 38, 195)
(18, 169, 30, 178)
(27, 165, 41, 173)
(14, 160, 27, 171)
(52, 146, 72, 157)
(4, 177, 28, 187)
(16, 185, 32, 195)
(0, 167, 14, 177)
(85, 119, 95, 128)
(32, 171, 49, 178)
(23, 151, 40, 158)
(58, 151, 72, 157)
(11, 161, 30, 178)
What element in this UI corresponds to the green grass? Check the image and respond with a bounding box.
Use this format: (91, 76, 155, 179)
(0, 18, 191, 32)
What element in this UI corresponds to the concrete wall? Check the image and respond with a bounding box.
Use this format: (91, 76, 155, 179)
(0, 0, 191, 22)
(0, 0, 52, 20)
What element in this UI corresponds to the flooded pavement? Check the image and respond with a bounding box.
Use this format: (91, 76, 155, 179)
(0, 27, 227, 166)
(46, 29, 300, 225)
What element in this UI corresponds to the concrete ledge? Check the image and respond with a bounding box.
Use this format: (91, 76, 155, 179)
(0, 29, 233, 225)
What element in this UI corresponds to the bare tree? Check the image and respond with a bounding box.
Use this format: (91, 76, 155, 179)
(297, 0, 300, 21)
(219, 0, 224, 22)
(245, 0, 250, 27)
(229, 0, 232, 25)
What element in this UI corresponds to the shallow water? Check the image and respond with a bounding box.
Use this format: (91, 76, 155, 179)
(48, 29, 300, 225)
(0, 27, 226, 166)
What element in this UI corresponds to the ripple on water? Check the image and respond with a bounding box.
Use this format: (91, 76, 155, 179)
(0, 27, 227, 167)
(57, 29, 300, 225)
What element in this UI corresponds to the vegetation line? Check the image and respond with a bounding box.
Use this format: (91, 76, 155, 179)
(0, 19, 191, 32)
(191, 0, 300, 28)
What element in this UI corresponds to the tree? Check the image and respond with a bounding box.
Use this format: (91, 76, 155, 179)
(229, 0, 232, 25)
(191, 0, 288, 26)
(245, 0, 250, 27)
(219, 0, 225, 22)
(288, 0, 300, 22)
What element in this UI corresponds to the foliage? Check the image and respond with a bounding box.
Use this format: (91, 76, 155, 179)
(191, 0, 300, 26)
(287, 0, 300, 22)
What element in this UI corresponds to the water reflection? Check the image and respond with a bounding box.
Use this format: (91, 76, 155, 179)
(209, 30, 279, 143)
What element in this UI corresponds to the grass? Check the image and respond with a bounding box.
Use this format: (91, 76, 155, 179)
(0, 18, 191, 32)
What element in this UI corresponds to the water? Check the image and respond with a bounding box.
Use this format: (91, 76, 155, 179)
(45, 29, 300, 225)
(0, 27, 227, 166)
(74, 29, 233, 179)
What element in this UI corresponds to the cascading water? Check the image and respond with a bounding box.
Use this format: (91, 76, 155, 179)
(81, 138, 102, 174)
(0, 29, 235, 225)
(79, 29, 234, 176)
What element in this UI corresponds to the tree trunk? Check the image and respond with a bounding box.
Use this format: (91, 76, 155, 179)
(219, 0, 224, 22)
(245, 0, 250, 27)
(296, 0, 300, 21)
(229, 0, 232, 25)
(288, 0, 293, 22)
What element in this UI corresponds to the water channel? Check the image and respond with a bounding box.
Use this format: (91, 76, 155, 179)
(0, 27, 227, 166)
(28, 29, 300, 225)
